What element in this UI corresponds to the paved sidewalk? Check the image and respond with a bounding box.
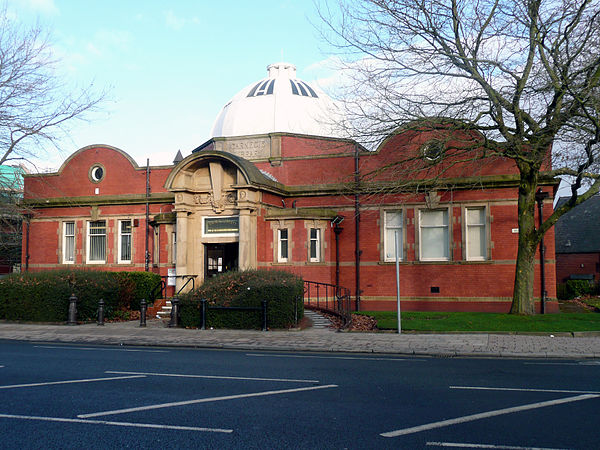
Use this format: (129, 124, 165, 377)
(1, 319, 600, 358)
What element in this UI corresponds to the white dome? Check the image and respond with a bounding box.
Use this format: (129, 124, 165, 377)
(211, 62, 339, 138)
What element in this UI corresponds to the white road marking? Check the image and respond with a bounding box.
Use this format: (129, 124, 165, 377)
(426, 442, 568, 449)
(34, 345, 168, 353)
(381, 394, 599, 438)
(246, 353, 419, 361)
(78, 384, 338, 418)
(0, 375, 146, 390)
(0, 413, 232, 433)
(450, 386, 600, 395)
(524, 361, 600, 366)
(106, 370, 320, 383)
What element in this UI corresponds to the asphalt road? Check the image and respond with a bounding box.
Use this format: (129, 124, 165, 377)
(0, 340, 598, 449)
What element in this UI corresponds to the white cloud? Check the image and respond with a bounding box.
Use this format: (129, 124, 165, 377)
(164, 10, 200, 30)
(164, 10, 185, 30)
(16, 0, 59, 15)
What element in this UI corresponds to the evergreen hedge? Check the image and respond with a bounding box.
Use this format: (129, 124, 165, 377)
(179, 269, 304, 329)
(0, 270, 161, 323)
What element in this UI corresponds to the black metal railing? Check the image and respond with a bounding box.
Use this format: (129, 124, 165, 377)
(303, 280, 352, 327)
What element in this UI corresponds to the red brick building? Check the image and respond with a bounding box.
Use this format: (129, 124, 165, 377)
(555, 195, 600, 285)
(22, 63, 559, 312)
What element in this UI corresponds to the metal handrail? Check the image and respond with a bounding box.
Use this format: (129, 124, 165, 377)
(303, 280, 352, 327)
(176, 275, 196, 296)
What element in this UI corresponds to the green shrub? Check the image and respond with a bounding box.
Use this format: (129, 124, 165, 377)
(564, 279, 596, 299)
(179, 269, 304, 329)
(0, 270, 161, 323)
(114, 271, 162, 309)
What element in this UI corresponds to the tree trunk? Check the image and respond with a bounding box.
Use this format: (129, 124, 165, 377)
(510, 168, 540, 315)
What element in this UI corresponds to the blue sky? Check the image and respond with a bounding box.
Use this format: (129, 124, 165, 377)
(9, 0, 338, 168)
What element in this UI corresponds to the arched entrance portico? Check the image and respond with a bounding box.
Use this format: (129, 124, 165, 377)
(165, 151, 274, 293)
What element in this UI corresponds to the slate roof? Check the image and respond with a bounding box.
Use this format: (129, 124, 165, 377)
(555, 194, 600, 253)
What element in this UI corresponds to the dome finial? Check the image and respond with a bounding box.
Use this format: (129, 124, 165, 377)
(267, 62, 296, 79)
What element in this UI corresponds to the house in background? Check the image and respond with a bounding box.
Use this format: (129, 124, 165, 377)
(554, 194, 600, 285)
(22, 62, 559, 312)
(0, 164, 27, 274)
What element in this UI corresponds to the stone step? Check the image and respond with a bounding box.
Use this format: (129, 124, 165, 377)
(304, 310, 333, 329)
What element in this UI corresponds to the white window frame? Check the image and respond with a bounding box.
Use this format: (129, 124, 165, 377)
(277, 228, 289, 263)
(309, 228, 321, 262)
(86, 220, 107, 264)
(63, 221, 75, 264)
(465, 206, 487, 261)
(384, 210, 403, 262)
(418, 209, 450, 261)
(118, 219, 132, 264)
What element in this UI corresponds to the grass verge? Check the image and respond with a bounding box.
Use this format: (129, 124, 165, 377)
(355, 311, 600, 333)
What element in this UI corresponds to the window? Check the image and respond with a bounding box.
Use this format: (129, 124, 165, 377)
(172, 231, 177, 264)
(63, 222, 75, 264)
(384, 211, 403, 261)
(89, 164, 105, 183)
(87, 220, 106, 263)
(419, 209, 449, 261)
(118, 220, 132, 263)
(466, 207, 486, 260)
(278, 228, 289, 262)
(309, 228, 320, 262)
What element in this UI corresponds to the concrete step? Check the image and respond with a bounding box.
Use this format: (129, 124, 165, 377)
(304, 310, 333, 329)
(156, 300, 172, 319)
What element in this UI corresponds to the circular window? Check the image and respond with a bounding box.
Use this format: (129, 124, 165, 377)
(89, 164, 105, 183)
(422, 141, 445, 162)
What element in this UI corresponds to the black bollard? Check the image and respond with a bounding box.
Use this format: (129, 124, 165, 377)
(140, 298, 147, 327)
(67, 293, 78, 325)
(97, 298, 105, 326)
(169, 297, 180, 328)
(200, 298, 207, 330)
(262, 300, 268, 332)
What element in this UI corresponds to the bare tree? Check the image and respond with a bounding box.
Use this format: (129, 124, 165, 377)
(318, 0, 600, 314)
(0, 11, 104, 167)
(0, 10, 104, 272)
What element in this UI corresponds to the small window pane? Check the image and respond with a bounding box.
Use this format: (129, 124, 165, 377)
(88, 221, 106, 262)
(64, 222, 75, 263)
(466, 207, 486, 260)
(420, 210, 449, 260)
(119, 220, 132, 263)
(384, 211, 402, 261)
(309, 228, 320, 261)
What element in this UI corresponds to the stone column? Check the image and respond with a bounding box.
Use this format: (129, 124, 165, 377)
(238, 210, 257, 270)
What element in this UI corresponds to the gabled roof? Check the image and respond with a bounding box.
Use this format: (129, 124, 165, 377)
(555, 194, 600, 253)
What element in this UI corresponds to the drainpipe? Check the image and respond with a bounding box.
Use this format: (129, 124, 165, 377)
(535, 188, 549, 314)
(354, 143, 361, 311)
(145, 159, 150, 272)
(25, 215, 31, 272)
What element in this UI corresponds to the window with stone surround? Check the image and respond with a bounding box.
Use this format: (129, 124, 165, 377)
(118, 220, 132, 263)
(278, 228, 289, 263)
(384, 210, 403, 262)
(419, 209, 450, 261)
(87, 220, 106, 264)
(63, 221, 75, 264)
(465, 207, 487, 261)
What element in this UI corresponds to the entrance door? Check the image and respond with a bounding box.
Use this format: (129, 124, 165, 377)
(205, 243, 238, 278)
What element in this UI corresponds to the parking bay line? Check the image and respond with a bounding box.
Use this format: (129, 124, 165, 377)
(450, 385, 600, 395)
(380, 394, 599, 438)
(0, 413, 232, 433)
(0, 375, 146, 390)
(426, 441, 568, 449)
(106, 370, 320, 384)
(78, 384, 338, 419)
